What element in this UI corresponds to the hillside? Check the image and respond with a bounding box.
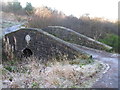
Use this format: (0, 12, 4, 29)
(2, 21, 108, 88)
(1, 5, 119, 88)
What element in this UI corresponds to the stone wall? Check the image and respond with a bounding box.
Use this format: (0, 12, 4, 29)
(2, 28, 91, 62)
(42, 26, 112, 51)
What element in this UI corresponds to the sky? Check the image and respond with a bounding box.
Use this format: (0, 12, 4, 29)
(3, 0, 119, 21)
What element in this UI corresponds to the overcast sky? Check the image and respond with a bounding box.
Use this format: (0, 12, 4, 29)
(4, 0, 119, 21)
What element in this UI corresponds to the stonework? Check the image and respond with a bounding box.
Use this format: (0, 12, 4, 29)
(42, 26, 112, 51)
(2, 28, 91, 62)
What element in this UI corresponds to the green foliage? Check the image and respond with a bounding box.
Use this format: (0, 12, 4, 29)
(69, 58, 94, 65)
(2, 1, 27, 15)
(25, 2, 34, 14)
(99, 34, 120, 53)
(4, 66, 17, 72)
(13, 2, 22, 11)
(7, 60, 17, 65)
(7, 1, 22, 12)
(31, 82, 39, 88)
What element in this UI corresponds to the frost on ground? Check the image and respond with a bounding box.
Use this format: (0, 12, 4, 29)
(2, 57, 107, 88)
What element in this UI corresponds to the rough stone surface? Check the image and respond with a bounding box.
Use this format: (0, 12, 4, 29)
(2, 28, 91, 62)
(42, 26, 112, 51)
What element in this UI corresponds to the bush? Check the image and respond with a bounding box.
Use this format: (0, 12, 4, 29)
(6, 1, 22, 13)
(99, 34, 120, 53)
(25, 2, 34, 14)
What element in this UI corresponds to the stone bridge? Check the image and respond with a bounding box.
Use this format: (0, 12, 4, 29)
(2, 26, 112, 62)
(43, 26, 112, 51)
(2, 28, 91, 62)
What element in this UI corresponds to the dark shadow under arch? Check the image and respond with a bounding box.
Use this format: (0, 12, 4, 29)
(23, 48, 33, 57)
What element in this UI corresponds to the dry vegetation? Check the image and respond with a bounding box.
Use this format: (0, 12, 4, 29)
(1, 28, 108, 88)
(0, 1, 118, 88)
(28, 7, 119, 53)
(1, 1, 119, 53)
(28, 7, 118, 40)
(2, 56, 108, 88)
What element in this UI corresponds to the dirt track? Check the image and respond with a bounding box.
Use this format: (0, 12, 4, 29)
(74, 44, 119, 88)
(2, 19, 119, 88)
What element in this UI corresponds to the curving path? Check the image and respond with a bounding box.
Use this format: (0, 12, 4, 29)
(3, 23, 119, 88)
(73, 44, 119, 88)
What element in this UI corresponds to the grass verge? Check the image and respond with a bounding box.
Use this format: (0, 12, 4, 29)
(2, 56, 107, 88)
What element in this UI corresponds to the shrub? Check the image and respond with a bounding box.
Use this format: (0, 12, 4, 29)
(2, 56, 106, 88)
(25, 2, 34, 14)
(99, 34, 120, 53)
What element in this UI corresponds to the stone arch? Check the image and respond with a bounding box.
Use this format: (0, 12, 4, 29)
(22, 48, 33, 57)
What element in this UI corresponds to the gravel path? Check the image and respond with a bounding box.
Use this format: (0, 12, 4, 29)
(74, 44, 119, 88)
(2, 19, 119, 88)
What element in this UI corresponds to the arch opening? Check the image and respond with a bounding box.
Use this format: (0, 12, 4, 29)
(23, 48, 33, 57)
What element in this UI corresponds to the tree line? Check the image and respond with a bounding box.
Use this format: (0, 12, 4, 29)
(1, 1, 34, 15)
(1, 1, 119, 53)
(28, 7, 119, 53)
